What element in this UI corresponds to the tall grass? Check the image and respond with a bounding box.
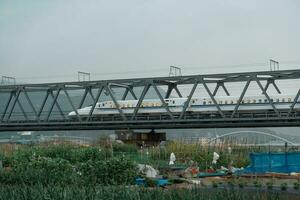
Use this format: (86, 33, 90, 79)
(0, 185, 285, 200)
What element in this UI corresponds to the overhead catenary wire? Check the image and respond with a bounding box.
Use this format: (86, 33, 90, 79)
(8, 60, 300, 83)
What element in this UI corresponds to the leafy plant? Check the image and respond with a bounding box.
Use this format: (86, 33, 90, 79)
(212, 181, 218, 188)
(266, 181, 273, 190)
(238, 181, 246, 188)
(253, 180, 262, 188)
(280, 183, 287, 191)
(294, 182, 300, 190)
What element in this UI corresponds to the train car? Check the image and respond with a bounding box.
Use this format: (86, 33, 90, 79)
(68, 94, 299, 118)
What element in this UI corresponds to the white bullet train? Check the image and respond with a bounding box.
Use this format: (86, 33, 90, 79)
(68, 94, 299, 118)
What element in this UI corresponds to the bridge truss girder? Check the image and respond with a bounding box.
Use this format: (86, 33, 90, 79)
(1, 69, 300, 131)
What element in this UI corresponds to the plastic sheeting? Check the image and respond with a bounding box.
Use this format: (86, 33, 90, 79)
(244, 152, 300, 173)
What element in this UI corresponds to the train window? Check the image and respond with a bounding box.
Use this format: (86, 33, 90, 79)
(258, 99, 262, 103)
(288, 98, 292, 102)
(208, 101, 212, 104)
(282, 98, 285, 102)
(270, 99, 273, 102)
(241, 100, 244, 104)
(264, 99, 268, 103)
(224, 100, 228, 104)
(276, 99, 280, 103)
(172, 100, 175, 104)
(102, 103, 105, 106)
(252, 99, 256, 103)
(203, 101, 206, 105)
(230, 100, 234, 104)
(192, 100, 195, 103)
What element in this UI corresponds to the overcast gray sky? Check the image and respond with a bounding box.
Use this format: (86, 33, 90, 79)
(1, 0, 300, 83)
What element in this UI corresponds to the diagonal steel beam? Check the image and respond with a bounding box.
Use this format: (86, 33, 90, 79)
(46, 89, 61, 121)
(87, 85, 104, 121)
(78, 88, 89, 109)
(288, 89, 300, 116)
(263, 81, 270, 93)
(37, 91, 50, 121)
(165, 84, 183, 98)
(255, 78, 280, 117)
(88, 88, 96, 102)
(202, 79, 225, 118)
(221, 83, 230, 96)
(63, 89, 81, 121)
(49, 90, 65, 120)
(23, 89, 37, 118)
(105, 85, 127, 121)
(179, 80, 198, 119)
(263, 79, 281, 94)
(128, 86, 137, 100)
(6, 89, 21, 121)
(231, 79, 252, 118)
(131, 84, 151, 120)
(165, 84, 174, 98)
(152, 83, 174, 120)
(1, 91, 13, 122)
(174, 86, 183, 98)
(212, 84, 220, 96)
(272, 81, 281, 94)
(121, 88, 129, 100)
(213, 82, 230, 96)
(16, 95, 28, 121)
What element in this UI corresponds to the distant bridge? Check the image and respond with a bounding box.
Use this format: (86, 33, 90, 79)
(1, 69, 300, 131)
(208, 130, 296, 146)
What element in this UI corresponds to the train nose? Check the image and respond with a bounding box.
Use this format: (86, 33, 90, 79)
(68, 111, 76, 116)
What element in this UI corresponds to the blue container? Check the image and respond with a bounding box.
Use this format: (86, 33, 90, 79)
(135, 178, 146, 186)
(244, 152, 300, 174)
(157, 179, 168, 186)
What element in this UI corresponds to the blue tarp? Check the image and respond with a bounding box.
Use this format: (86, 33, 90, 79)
(244, 152, 300, 173)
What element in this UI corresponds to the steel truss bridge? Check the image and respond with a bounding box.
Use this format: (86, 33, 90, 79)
(1, 69, 300, 132)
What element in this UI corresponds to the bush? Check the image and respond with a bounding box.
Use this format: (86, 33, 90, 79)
(78, 156, 138, 185)
(280, 183, 287, 191)
(253, 180, 262, 188)
(266, 182, 273, 190)
(294, 182, 300, 190)
(0, 145, 137, 186)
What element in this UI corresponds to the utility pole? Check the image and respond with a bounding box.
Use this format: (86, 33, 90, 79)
(78, 71, 91, 82)
(169, 66, 182, 77)
(1, 76, 16, 85)
(269, 59, 279, 71)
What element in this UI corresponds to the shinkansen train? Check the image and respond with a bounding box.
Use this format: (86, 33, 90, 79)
(68, 94, 299, 118)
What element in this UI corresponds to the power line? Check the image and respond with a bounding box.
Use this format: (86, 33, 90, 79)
(11, 61, 300, 83)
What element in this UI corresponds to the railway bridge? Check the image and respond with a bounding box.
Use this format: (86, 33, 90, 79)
(1, 69, 300, 131)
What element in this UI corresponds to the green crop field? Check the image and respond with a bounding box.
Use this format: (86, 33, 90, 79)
(0, 142, 298, 199)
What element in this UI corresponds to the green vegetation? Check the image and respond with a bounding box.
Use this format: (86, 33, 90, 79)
(0, 142, 297, 199)
(0, 185, 285, 200)
(294, 182, 300, 190)
(266, 181, 274, 190)
(0, 144, 137, 186)
(281, 183, 288, 191)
